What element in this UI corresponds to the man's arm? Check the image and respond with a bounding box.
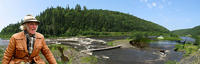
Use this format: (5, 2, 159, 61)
(2, 37, 16, 64)
(41, 38, 57, 64)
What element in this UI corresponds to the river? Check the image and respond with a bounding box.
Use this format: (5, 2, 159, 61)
(93, 37, 184, 64)
(0, 38, 9, 46)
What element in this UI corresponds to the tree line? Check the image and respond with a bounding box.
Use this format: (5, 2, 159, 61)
(0, 4, 169, 37)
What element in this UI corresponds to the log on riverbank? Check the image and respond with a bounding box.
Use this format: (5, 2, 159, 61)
(81, 45, 121, 53)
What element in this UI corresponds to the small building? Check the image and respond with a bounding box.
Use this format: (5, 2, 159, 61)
(157, 36, 164, 39)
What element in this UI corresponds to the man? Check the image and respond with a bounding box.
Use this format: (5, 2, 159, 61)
(2, 14, 57, 64)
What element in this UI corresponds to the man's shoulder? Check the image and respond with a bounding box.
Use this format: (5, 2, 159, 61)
(35, 32, 44, 38)
(11, 31, 24, 38)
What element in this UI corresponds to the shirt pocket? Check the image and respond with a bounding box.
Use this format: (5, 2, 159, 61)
(15, 46, 26, 58)
(15, 38, 26, 58)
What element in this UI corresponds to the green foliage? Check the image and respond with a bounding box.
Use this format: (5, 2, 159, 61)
(0, 22, 21, 35)
(56, 60, 66, 64)
(164, 37, 182, 41)
(81, 56, 98, 64)
(129, 33, 153, 48)
(48, 44, 70, 50)
(0, 4, 169, 38)
(106, 41, 114, 46)
(175, 44, 199, 56)
(174, 44, 184, 51)
(192, 35, 200, 45)
(172, 25, 200, 36)
(172, 29, 192, 36)
(130, 31, 173, 38)
(0, 46, 6, 63)
(132, 33, 152, 43)
(48, 44, 71, 63)
(0, 22, 20, 39)
(0, 48, 4, 59)
(56, 59, 72, 64)
(165, 60, 178, 64)
(0, 34, 12, 39)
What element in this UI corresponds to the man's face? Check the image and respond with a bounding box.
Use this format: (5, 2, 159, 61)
(26, 22, 38, 35)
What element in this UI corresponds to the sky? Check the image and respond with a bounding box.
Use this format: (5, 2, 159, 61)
(0, 0, 199, 31)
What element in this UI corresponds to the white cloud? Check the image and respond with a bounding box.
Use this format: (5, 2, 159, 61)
(152, 2, 157, 7)
(147, 2, 157, 8)
(139, 0, 170, 9)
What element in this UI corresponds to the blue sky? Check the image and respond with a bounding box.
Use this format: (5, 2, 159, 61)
(0, 0, 199, 31)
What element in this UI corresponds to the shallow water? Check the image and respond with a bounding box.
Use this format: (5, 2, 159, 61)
(94, 41, 183, 64)
(0, 38, 9, 46)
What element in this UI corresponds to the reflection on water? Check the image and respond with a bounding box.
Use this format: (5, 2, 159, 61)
(180, 37, 195, 43)
(0, 38, 9, 46)
(149, 41, 177, 49)
(94, 48, 159, 64)
(94, 41, 183, 64)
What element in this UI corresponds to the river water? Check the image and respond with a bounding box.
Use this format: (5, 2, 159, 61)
(0, 38, 9, 46)
(93, 37, 184, 64)
(180, 37, 195, 43)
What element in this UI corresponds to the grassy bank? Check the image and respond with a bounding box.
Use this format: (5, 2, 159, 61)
(47, 44, 100, 64)
(106, 38, 132, 46)
(162, 36, 182, 41)
(175, 44, 199, 56)
(179, 50, 200, 64)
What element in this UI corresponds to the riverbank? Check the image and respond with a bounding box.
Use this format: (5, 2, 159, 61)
(180, 50, 200, 64)
(0, 36, 185, 64)
(44, 37, 199, 64)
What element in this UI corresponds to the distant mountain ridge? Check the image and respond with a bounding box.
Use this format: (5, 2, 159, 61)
(172, 25, 200, 36)
(0, 5, 169, 37)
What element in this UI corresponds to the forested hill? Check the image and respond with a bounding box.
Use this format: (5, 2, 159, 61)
(0, 5, 169, 37)
(172, 25, 200, 36)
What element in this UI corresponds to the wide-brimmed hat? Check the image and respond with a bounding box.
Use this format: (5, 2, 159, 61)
(22, 14, 40, 25)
